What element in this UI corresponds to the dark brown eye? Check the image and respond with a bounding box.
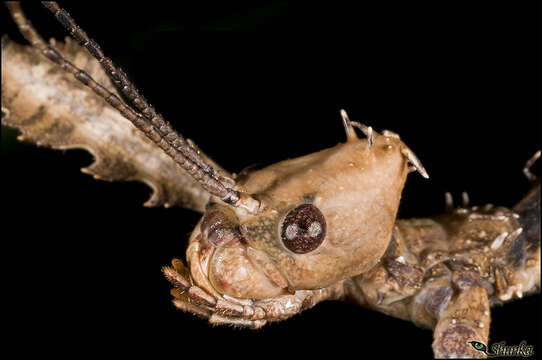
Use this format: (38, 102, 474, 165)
(280, 204, 326, 254)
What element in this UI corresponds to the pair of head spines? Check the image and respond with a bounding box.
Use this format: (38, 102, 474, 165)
(341, 109, 429, 179)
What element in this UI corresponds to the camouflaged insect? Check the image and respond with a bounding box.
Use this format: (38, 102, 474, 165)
(2, 2, 540, 358)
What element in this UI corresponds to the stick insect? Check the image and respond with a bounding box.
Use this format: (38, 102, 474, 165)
(2, 2, 539, 358)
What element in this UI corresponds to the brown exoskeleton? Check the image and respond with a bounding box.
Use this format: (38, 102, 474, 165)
(162, 119, 425, 325)
(2, 2, 540, 358)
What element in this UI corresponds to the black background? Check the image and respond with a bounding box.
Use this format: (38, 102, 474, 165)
(2, 2, 539, 358)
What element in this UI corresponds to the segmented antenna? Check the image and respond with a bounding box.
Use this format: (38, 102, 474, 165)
(6, 2, 261, 212)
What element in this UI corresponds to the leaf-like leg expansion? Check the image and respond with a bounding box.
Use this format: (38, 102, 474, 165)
(432, 285, 490, 359)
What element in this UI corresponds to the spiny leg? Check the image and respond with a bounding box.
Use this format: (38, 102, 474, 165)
(162, 262, 269, 328)
(41, 1, 230, 187)
(7, 2, 259, 211)
(8, 0, 229, 201)
(163, 258, 345, 328)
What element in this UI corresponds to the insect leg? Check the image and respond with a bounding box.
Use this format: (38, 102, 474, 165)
(432, 285, 490, 358)
(7, 2, 260, 211)
(40, 2, 231, 187)
(164, 258, 345, 327)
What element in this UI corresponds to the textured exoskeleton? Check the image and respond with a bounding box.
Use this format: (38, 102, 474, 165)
(2, 3, 539, 358)
(348, 181, 540, 358)
(163, 124, 423, 323)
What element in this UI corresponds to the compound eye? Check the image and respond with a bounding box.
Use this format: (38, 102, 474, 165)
(280, 204, 326, 254)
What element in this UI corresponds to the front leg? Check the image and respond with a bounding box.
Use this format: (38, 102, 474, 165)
(432, 285, 490, 358)
(164, 258, 346, 328)
(346, 257, 425, 321)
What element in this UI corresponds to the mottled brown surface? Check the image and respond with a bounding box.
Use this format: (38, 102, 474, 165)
(435, 325, 483, 358)
(160, 123, 416, 329)
(2, 37, 217, 212)
(232, 134, 409, 290)
(351, 191, 540, 358)
(3, 18, 539, 358)
(432, 286, 490, 358)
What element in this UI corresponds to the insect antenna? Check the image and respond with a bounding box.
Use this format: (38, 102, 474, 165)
(6, 2, 261, 212)
(40, 2, 232, 186)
